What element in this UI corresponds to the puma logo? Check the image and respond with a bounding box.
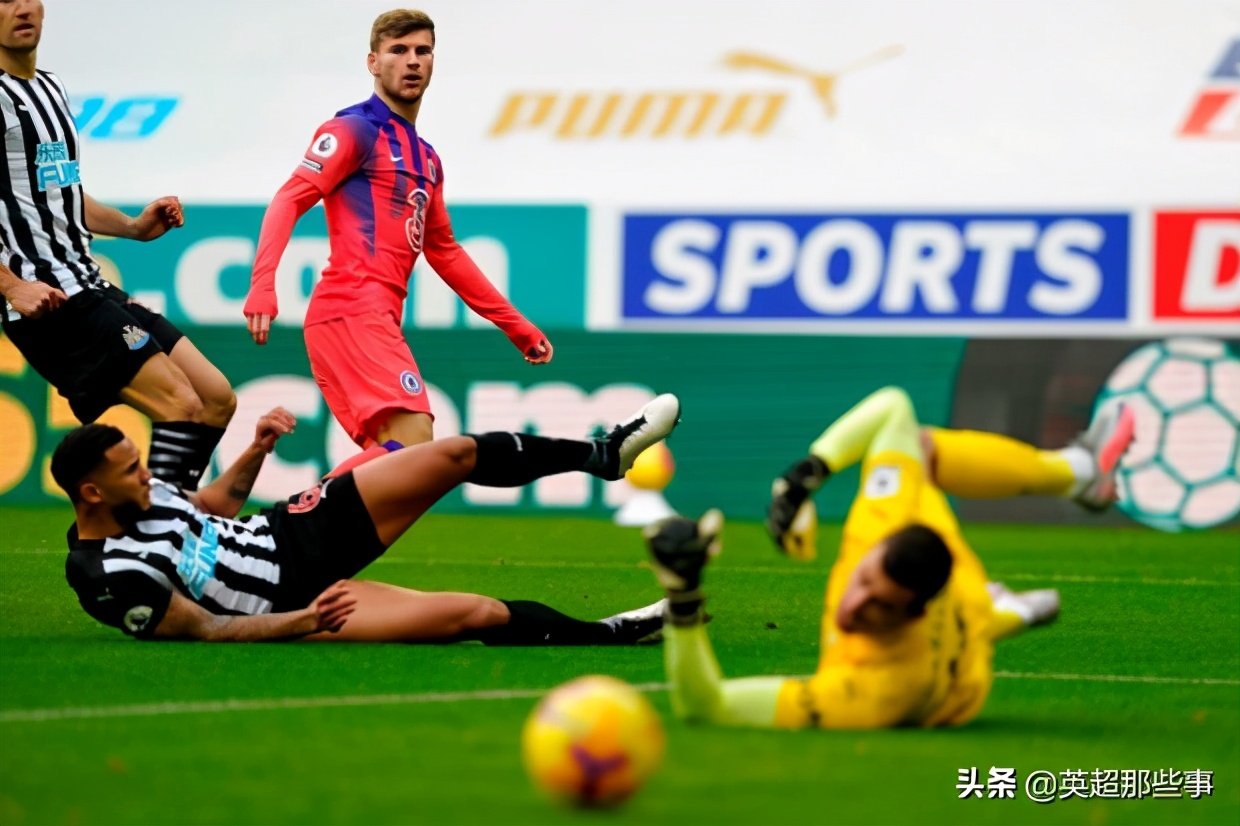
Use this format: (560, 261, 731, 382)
(721, 45, 903, 118)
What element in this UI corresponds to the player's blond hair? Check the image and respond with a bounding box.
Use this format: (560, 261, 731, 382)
(370, 9, 435, 51)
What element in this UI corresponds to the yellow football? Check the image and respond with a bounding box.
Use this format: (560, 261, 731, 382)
(521, 675, 665, 808)
(625, 442, 675, 491)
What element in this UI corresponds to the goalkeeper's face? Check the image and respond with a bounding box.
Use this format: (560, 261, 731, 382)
(834, 547, 919, 635)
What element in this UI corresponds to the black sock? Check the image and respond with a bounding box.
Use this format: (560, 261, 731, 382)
(464, 432, 598, 487)
(148, 422, 225, 491)
(473, 600, 620, 646)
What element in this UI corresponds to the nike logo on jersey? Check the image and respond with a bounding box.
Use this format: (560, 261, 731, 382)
(390, 154, 403, 163)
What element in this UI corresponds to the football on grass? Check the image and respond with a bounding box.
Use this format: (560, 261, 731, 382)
(522, 675, 665, 807)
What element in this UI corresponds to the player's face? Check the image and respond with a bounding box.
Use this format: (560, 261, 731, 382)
(0, 0, 43, 51)
(835, 546, 919, 635)
(369, 29, 434, 104)
(81, 439, 153, 511)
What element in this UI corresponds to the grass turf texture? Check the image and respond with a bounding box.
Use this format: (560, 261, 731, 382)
(0, 506, 1237, 826)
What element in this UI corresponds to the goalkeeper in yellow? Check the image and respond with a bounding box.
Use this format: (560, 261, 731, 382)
(644, 386, 1134, 729)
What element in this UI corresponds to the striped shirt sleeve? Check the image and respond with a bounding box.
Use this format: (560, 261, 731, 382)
(67, 556, 173, 639)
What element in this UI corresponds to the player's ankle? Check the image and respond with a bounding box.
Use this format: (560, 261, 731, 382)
(1057, 445, 1094, 497)
(581, 439, 612, 478)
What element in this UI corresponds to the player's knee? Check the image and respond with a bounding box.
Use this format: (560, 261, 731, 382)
(439, 436, 477, 471)
(201, 387, 237, 427)
(154, 381, 205, 422)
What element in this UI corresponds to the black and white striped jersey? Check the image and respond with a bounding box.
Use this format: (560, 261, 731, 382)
(66, 480, 291, 638)
(1, 69, 104, 322)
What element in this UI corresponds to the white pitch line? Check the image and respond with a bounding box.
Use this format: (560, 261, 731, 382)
(372, 558, 1239, 587)
(373, 558, 810, 575)
(6, 551, 1236, 587)
(994, 671, 1240, 686)
(2, 673, 1237, 724)
(0, 683, 671, 724)
(995, 573, 1239, 588)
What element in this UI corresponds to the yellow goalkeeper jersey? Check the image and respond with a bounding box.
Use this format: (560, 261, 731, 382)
(775, 451, 995, 729)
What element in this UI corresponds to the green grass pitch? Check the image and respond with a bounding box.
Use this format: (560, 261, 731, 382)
(1, 506, 1237, 825)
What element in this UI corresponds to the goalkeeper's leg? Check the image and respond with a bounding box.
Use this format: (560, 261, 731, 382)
(924, 404, 1135, 511)
(924, 428, 1082, 498)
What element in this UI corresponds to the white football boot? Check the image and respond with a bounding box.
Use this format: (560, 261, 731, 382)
(591, 394, 682, 481)
(1070, 403, 1136, 512)
(987, 581, 1061, 627)
(602, 598, 668, 645)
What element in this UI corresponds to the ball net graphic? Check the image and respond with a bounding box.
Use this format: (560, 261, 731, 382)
(1093, 338, 1240, 532)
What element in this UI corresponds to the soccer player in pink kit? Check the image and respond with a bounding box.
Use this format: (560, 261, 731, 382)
(244, 9, 551, 473)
